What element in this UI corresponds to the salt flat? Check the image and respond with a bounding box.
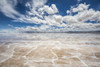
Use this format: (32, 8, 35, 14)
(0, 33, 100, 67)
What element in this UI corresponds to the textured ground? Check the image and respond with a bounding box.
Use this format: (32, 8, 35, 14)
(0, 33, 100, 67)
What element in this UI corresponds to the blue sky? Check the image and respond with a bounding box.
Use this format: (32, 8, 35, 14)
(0, 0, 100, 33)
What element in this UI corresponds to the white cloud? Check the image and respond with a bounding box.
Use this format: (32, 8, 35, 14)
(16, 2, 100, 32)
(15, 23, 100, 32)
(32, 0, 47, 8)
(66, 3, 90, 14)
(44, 15, 62, 26)
(65, 3, 100, 24)
(63, 16, 79, 24)
(15, 25, 51, 32)
(72, 3, 89, 12)
(0, 0, 22, 19)
(16, 0, 59, 25)
(53, 15, 62, 23)
(25, 0, 47, 18)
(0, 0, 100, 32)
(19, 16, 46, 24)
(75, 9, 100, 22)
(43, 4, 58, 14)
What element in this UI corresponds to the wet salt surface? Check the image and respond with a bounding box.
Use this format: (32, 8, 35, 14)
(0, 33, 100, 67)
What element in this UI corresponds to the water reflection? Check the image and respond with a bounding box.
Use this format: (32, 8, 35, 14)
(0, 33, 100, 67)
(0, 33, 100, 45)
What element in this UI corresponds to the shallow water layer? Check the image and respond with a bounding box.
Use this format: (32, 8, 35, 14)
(0, 33, 100, 67)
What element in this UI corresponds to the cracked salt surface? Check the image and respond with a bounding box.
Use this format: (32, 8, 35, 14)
(0, 33, 100, 67)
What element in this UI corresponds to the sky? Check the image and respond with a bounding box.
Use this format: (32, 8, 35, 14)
(0, 0, 100, 33)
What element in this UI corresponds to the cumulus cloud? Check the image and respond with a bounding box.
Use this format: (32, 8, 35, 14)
(16, 0, 59, 25)
(43, 4, 58, 14)
(44, 15, 63, 26)
(75, 9, 100, 22)
(15, 25, 50, 32)
(0, 0, 100, 32)
(66, 3, 89, 14)
(64, 3, 100, 24)
(15, 23, 100, 32)
(72, 3, 89, 12)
